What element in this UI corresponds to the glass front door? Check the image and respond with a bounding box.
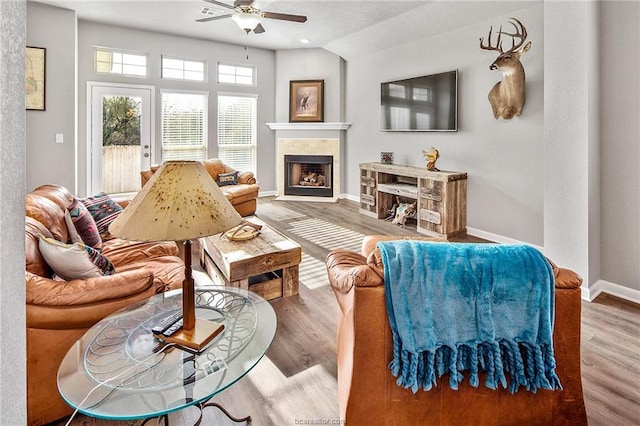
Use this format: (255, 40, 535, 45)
(89, 84, 153, 195)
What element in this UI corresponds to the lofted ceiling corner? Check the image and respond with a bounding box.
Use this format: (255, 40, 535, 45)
(31, 0, 539, 59)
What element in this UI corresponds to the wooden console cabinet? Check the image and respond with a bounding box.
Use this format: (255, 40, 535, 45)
(359, 162, 467, 238)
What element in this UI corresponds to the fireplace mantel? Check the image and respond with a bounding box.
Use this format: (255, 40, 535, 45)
(266, 122, 351, 131)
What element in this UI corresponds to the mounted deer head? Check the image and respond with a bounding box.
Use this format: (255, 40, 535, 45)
(480, 18, 531, 119)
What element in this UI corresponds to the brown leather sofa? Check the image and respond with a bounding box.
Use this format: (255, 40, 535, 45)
(25, 184, 185, 425)
(141, 158, 259, 217)
(326, 235, 587, 426)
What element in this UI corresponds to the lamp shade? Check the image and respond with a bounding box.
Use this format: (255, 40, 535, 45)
(109, 161, 242, 242)
(232, 13, 261, 31)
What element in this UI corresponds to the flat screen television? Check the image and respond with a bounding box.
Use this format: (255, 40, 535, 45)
(380, 70, 458, 132)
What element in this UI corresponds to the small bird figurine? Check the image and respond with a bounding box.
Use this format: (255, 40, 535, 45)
(422, 147, 440, 171)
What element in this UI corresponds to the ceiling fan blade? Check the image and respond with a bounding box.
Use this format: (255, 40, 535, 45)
(203, 0, 235, 10)
(261, 11, 307, 23)
(196, 14, 233, 22)
(253, 23, 266, 34)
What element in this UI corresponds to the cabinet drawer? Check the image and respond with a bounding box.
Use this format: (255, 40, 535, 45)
(420, 209, 442, 225)
(420, 187, 442, 202)
(361, 176, 376, 187)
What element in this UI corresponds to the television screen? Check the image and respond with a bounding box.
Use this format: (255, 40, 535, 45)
(380, 70, 458, 132)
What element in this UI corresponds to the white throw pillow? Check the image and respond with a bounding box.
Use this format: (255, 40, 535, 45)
(38, 235, 115, 280)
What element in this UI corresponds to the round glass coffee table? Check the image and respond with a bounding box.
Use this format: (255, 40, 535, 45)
(57, 286, 276, 423)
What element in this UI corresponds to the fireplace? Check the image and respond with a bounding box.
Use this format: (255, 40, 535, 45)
(276, 138, 340, 202)
(284, 155, 333, 197)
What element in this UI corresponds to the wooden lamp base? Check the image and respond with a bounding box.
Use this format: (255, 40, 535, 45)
(156, 318, 225, 352)
(155, 240, 224, 352)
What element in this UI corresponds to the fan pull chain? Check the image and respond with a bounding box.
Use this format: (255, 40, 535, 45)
(244, 32, 250, 61)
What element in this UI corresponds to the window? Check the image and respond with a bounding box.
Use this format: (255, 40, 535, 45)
(388, 83, 406, 98)
(95, 48, 147, 77)
(162, 56, 206, 82)
(413, 87, 432, 102)
(218, 63, 255, 86)
(217, 94, 257, 173)
(161, 91, 207, 162)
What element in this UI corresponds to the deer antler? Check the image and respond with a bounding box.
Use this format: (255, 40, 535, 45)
(497, 17, 527, 53)
(479, 25, 504, 53)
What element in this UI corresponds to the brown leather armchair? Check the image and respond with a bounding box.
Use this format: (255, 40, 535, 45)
(326, 235, 587, 426)
(25, 185, 185, 425)
(141, 158, 259, 217)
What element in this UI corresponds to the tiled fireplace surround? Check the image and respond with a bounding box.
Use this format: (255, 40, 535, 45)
(276, 138, 341, 203)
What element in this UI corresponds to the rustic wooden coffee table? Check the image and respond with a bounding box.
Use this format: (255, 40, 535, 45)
(200, 217, 302, 300)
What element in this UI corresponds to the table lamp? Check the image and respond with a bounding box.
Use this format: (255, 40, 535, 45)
(109, 160, 242, 351)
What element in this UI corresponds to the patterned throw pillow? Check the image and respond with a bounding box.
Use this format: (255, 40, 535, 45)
(81, 192, 123, 239)
(67, 198, 102, 250)
(217, 171, 239, 187)
(38, 235, 115, 280)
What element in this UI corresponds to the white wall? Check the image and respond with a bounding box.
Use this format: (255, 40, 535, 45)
(77, 21, 276, 196)
(543, 0, 598, 289)
(345, 4, 544, 245)
(26, 1, 76, 192)
(0, 1, 27, 423)
(599, 1, 640, 296)
(275, 48, 345, 122)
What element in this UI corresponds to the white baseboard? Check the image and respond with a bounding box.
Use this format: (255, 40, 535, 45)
(339, 193, 359, 202)
(260, 191, 356, 201)
(466, 226, 544, 251)
(583, 279, 640, 304)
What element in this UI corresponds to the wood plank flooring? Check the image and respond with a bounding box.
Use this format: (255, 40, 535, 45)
(51, 197, 640, 426)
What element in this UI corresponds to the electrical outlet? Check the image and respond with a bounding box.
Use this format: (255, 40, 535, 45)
(55, 133, 64, 144)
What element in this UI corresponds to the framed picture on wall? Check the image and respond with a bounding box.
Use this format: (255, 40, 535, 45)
(289, 80, 324, 122)
(26, 46, 46, 111)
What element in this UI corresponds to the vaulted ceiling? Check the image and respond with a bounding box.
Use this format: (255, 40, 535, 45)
(33, 0, 534, 59)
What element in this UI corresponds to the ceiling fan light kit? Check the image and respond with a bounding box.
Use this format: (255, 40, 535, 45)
(199, 0, 308, 34)
(232, 13, 261, 31)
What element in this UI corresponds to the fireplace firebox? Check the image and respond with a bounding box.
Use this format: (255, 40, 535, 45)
(284, 155, 333, 197)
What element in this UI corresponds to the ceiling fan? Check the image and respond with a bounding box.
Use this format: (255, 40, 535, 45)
(197, 0, 308, 34)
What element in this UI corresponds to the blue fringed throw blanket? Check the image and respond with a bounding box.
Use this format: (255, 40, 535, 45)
(378, 241, 562, 394)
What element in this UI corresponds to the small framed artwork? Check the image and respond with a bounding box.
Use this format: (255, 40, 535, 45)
(380, 152, 394, 164)
(289, 79, 324, 122)
(26, 46, 46, 111)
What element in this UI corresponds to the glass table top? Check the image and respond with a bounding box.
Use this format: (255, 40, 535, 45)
(57, 286, 277, 420)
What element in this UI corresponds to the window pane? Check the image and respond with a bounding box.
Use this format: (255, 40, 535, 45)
(185, 61, 204, 72)
(95, 48, 147, 77)
(217, 95, 256, 173)
(236, 76, 253, 86)
(161, 92, 207, 162)
(163, 69, 183, 79)
(96, 61, 112, 73)
(124, 64, 146, 76)
(236, 67, 252, 77)
(164, 58, 183, 69)
(123, 53, 146, 66)
(218, 64, 235, 74)
(96, 50, 111, 62)
(218, 74, 235, 84)
(162, 57, 206, 82)
(217, 63, 255, 86)
(184, 71, 203, 81)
